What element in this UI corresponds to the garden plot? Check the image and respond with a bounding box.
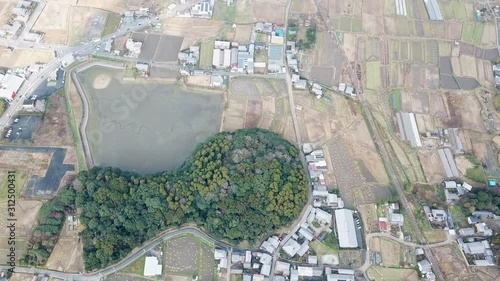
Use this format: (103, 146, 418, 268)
(367, 267, 418, 281)
(161, 18, 224, 50)
(418, 150, 446, 184)
(369, 237, 415, 267)
(224, 78, 289, 135)
(357, 204, 379, 233)
(164, 235, 215, 281)
(432, 244, 500, 281)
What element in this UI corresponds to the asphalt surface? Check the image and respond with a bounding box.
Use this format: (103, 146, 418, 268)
(4, 115, 42, 142)
(0, 145, 75, 198)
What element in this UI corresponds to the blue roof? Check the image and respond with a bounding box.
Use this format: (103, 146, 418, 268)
(275, 29, 285, 37)
(489, 180, 496, 186)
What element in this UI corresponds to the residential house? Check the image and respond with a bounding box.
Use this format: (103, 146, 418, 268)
(191, 0, 214, 18)
(255, 22, 273, 34)
(459, 228, 475, 236)
(282, 238, 301, 257)
(144, 256, 162, 276)
(275, 261, 290, 276)
(431, 209, 447, 222)
(389, 213, 404, 226)
(476, 223, 493, 236)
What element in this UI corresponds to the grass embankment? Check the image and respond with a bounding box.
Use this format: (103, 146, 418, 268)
(63, 62, 87, 170)
(121, 255, 146, 276)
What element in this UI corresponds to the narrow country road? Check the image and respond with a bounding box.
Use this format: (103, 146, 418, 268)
(358, 233, 455, 272)
(312, 0, 445, 279)
(0, 227, 232, 281)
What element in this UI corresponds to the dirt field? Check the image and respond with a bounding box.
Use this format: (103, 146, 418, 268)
(369, 237, 415, 267)
(0, 1, 15, 27)
(367, 266, 419, 281)
(6, 273, 36, 281)
(0, 151, 51, 178)
(0, 49, 54, 68)
(161, 18, 225, 50)
(67, 6, 108, 45)
(357, 204, 379, 233)
(33, 91, 74, 147)
(224, 78, 289, 138)
(45, 216, 84, 273)
(418, 150, 445, 184)
(232, 24, 252, 43)
(48, 0, 128, 13)
(432, 244, 500, 281)
(252, 0, 286, 23)
(290, 0, 317, 14)
(32, 2, 71, 44)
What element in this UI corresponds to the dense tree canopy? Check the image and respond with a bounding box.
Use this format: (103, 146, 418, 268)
(461, 188, 500, 214)
(77, 129, 308, 270)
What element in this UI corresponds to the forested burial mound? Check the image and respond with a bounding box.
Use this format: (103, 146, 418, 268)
(76, 128, 309, 270)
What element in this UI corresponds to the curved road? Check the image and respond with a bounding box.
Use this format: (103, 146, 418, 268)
(0, 227, 231, 281)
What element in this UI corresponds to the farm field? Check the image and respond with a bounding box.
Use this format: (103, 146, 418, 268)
(432, 244, 500, 280)
(357, 204, 379, 233)
(366, 61, 381, 89)
(225, 78, 292, 140)
(367, 266, 418, 281)
(0, 49, 54, 68)
(161, 18, 224, 50)
(164, 234, 215, 281)
(369, 237, 415, 267)
(45, 215, 84, 273)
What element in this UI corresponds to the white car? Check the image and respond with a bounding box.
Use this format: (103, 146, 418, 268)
(30, 95, 37, 100)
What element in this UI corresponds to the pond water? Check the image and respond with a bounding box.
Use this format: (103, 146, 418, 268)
(77, 65, 223, 174)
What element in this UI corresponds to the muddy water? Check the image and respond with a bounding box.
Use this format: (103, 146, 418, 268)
(77, 66, 223, 174)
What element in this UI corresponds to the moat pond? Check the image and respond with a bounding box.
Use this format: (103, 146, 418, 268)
(77, 65, 223, 174)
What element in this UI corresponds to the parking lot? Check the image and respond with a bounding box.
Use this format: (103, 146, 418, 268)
(131, 32, 184, 62)
(4, 115, 42, 142)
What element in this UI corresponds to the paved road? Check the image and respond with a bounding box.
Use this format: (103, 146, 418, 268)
(0, 0, 205, 134)
(269, 0, 313, 280)
(313, 0, 445, 279)
(0, 227, 232, 281)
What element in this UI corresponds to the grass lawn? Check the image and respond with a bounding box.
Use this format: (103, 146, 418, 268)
(391, 89, 402, 111)
(102, 12, 121, 37)
(351, 18, 362, 32)
(473, 24, 484, 45)
(339, 17, 351, 32)
(121, 255, 145, 275)
(462, 23, 475, 42)
(199, 40, 214, 69)
(255, 49, 267, 63)
(452, 1, 467, 20)
(449, 205, 469, 228)
(310, 240, 337, 257)
(439, 1, 455, 20)
(465, 155, 487, 183)
(213, 0, 236, 22)
(366, 61, 381, 90)
(0, 99, 5, 117)
(0, 171, 28, 201)
(423, 230, 447, 243)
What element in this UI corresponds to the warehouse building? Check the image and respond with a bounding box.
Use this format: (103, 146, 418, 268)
(334, 209, 358, 248)
(396, 112, 422, 147)
(0, 73, 24, 101)
(423, 0, 443, 21)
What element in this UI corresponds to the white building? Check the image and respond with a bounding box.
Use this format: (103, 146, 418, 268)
(335, 209, 358, 248)
(282, 238, 300, 257)
(0, 73, 24, 101)
(191, 0, 214, 18)
(126, 39, 142, 57)
(23, 32, 43, 43)
(144, 256, 162, 276)
(275, 261, 290, 276)
(315, 208, 332, 224)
